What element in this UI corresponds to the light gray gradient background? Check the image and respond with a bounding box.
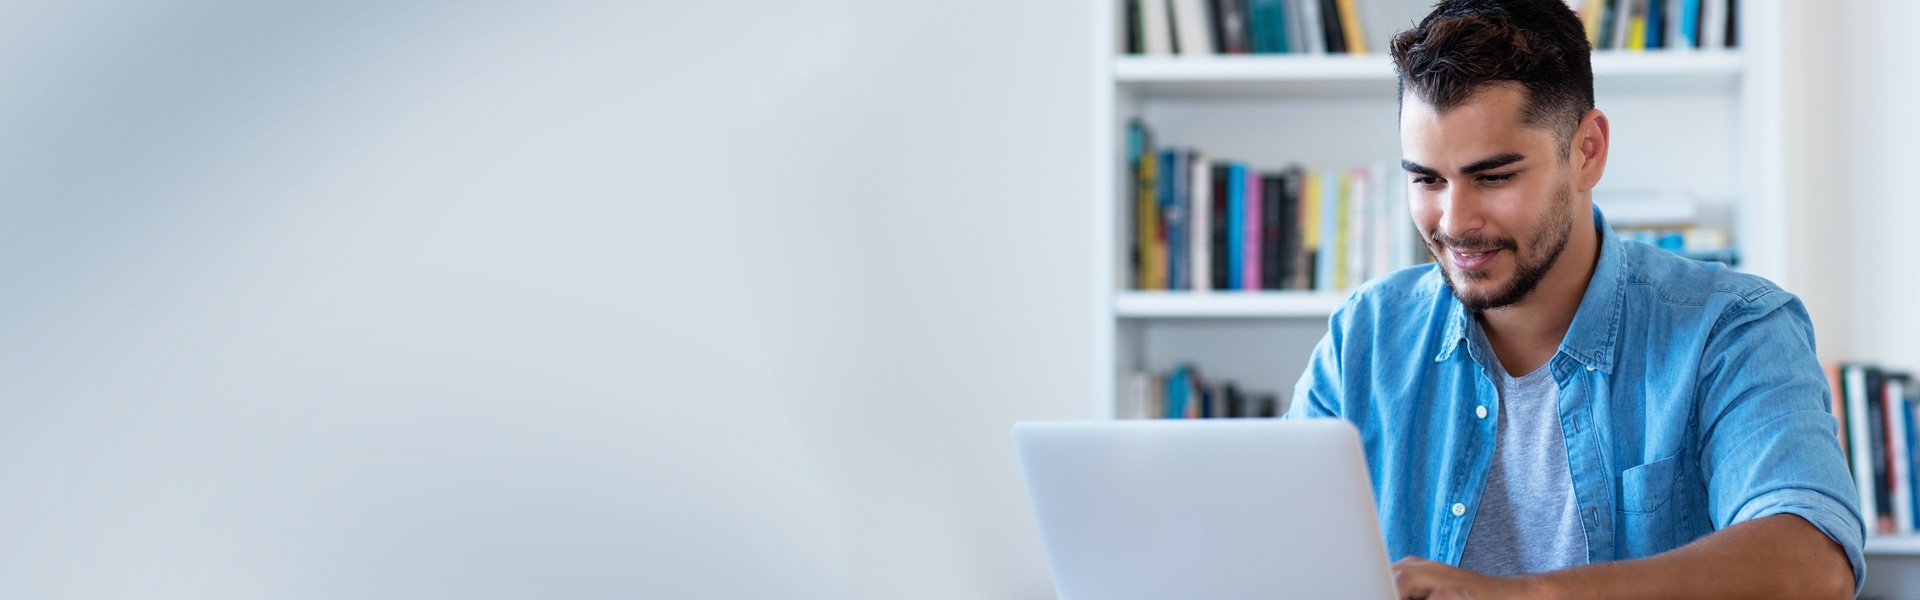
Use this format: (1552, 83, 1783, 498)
(0, 1, 1089, 598)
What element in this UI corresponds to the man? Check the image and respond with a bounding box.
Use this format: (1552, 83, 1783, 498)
(1285, 1, 1863, 598)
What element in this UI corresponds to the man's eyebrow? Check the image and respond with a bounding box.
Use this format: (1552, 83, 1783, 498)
(1400, 153, 1528, 178)
(1461, 152, 1526, 174)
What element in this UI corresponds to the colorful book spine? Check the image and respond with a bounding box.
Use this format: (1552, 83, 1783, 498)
(1335, 0, 1367, 54)
(1248, 0, 1291, 54)
(1191, 155, 1213, 292)
(1315, 170, 1338, 291)
(1890, 374, 1914, 533)
(1139, 149, 1165, 290)
(1679, 0, 1700, 48)
(1626, 0, 1647, 51)
(1226, 162, 1246, 290)
(1244, 169, 1263, 291)
(1645, 0, 1665, 49)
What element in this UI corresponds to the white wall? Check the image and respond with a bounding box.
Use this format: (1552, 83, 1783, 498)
(0, 1, 1092, 598)
(1832, 0, 1920, 370)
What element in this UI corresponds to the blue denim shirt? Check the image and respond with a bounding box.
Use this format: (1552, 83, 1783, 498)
(1288, 208, 1865, 591)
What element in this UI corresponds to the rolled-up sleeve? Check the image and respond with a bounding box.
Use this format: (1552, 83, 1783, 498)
(1695, 292, 1866, 594)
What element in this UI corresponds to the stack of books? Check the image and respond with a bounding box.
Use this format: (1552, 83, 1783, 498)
(1834, 363, 1920, 537)
(1128, 120, 1426, 293)
(1575, 0, 1741, 51)
(1124, 0, 1389, 56)
(1123, 364, 1284, 419)
(1122, 0, 1742, 56)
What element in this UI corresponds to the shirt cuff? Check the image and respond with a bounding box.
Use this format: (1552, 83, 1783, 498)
(1732, 487, 1867, 596)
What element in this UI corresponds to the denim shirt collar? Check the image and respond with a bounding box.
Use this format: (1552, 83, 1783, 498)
(1433, 206, 1625, 375)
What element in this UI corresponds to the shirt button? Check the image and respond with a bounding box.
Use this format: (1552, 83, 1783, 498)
(1451, 503, 1466, 517)
(1476, 405, 1488, 419)
(1586, 365, 1595, 371)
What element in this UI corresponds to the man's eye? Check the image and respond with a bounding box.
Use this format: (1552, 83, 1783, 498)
(1411, 176, 1440, 186)
(1480, 173, 1514, 183)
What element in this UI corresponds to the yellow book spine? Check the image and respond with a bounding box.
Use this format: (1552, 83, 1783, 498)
(1334, 172, 1351, 290)
(1336, 0, 1368, 54)
(1301, 172, 1321, 249)
(1582, 0, 1606, 45)
(1139, 154, 1164, 290)
(1626, 15, 1646, 51)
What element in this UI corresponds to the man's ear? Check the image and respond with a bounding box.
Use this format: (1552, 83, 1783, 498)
(1574, 108, 1609, 192)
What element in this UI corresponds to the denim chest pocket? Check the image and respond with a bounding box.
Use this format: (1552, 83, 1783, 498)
(1620, 453, 1680, 514)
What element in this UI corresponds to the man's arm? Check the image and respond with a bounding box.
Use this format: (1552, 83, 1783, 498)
(1392, 513, 1853, 599)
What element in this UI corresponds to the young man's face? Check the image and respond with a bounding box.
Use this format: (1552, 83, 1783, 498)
(1400, 84, 1583, 312)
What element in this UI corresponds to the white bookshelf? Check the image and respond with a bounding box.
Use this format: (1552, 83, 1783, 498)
(1868, 535, 1920, 557)
(1115, 51, 1746, 98)
(1089, 0, 1787, 420)
(1115, 291, 1349, 319)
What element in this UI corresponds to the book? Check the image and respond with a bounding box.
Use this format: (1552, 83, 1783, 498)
(1723, 0, 1737, 48)
(1209, 162, 1229, 291)
(1278, 167, 1306, 289)
(1210, 0, 1251, 54)
(1318, 0, 1345, 54)
(1889, 374, 1914, 533)
(1580, 0, 1607, 46)
(1167, 365, 1190, 419)
(1609, 0, 1632, 51)
(1869, 367, 1895, 533)
(1170, 0, 1216, 55)
(1247, 0, 1291, 54)
(1335, 0, 1368, 54)
(1341, 169, 1362, 289)
(1827, 363, 1849, 459)
(1700, 0, 1726, 49)
(1315, 170, 1338, 291)
(1645, 0, 1665, 50)
(1140, 0, 1175, 55)
(1294, 0, 1326, 54)
(1846, 364, 1880, 532)
(1244, 169, 1262, 291)
(1193, 155, 1215, 292)
(1301, 170, 1323, 290)
(1227, 162, 1247, 289)
(1907, 382, 1920, 530)
(1160, 149, 1183, 290)
(1678, 0, 1700, 48)
(1625, 0, 1647, 52)
(1137, 133, 1166, 290)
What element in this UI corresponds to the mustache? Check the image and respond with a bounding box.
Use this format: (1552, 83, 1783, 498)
(1429, 232, 1516, 254)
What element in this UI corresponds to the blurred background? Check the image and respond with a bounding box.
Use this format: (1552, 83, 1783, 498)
(0, 0, 1913, 598)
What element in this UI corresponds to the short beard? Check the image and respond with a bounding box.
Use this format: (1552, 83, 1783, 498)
(1432, 185, 1574, 312)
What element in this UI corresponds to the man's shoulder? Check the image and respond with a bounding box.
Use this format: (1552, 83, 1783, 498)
(1335, 263, 1448, 326)
(1621, 240, 1789, 311)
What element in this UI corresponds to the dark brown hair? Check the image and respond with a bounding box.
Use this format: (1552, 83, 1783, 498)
(1390, 0, 1594, 157)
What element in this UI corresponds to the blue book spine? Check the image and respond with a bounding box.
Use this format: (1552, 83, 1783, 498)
(1315, 171, 1338, 291)
(1907, 392, 1919, 524)
(1227, 162, 1246, 289)
(1159, 149, 1181, 290)
(1166, 366, 1188, 419)
(1646, 0, 1665, 49)
(1680, 0, 1700, 48)
(1248, 0, 1290, 53)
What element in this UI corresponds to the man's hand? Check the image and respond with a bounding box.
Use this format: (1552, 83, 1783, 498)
(1392, 557, 1548, 600)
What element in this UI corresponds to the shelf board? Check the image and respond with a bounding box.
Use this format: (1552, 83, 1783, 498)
(1867, 535, 1920, 556)
(1114, 291, 1347, 319)
(1114, 50, 1745, 99)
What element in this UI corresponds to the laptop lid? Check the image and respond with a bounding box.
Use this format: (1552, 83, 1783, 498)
(1013, 418, 1395, 599)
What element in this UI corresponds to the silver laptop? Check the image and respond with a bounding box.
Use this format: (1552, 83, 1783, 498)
(1013, 418, 1395, 599)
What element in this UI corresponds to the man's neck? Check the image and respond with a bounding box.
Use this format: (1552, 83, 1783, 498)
(1477, 222, 1601, 377)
